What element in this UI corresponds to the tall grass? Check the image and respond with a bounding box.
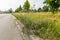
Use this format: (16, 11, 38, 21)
(13, 13, 60, 40)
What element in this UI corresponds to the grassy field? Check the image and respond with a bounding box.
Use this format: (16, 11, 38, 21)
(13, 12, 60, 40)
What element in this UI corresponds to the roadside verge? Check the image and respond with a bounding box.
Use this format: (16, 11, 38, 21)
(12, 15, 42, 40)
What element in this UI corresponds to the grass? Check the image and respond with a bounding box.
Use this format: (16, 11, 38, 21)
(13, 12, 60, 40)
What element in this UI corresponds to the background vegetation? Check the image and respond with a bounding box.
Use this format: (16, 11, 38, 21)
(13, 0, 60, 40)
(14, 0, 60, 13)
(13, 12, 60, 40)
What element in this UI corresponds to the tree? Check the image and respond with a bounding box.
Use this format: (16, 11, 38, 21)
(33, 9, 37, 12)
(42, 5, 49, 12)
(15, 8, 19, 12)
(38, 8, 42, 12)
(9, 8, 13, 13)
(23, 0, 30, 12)
(44, 0, 60, 14)
(19, 6, 22, 11)
(15, 5, 22, 12)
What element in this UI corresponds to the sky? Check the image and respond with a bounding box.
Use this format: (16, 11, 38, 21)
(0, 0, 44, 11)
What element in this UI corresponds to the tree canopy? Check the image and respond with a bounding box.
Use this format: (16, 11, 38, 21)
(23, 0, 30, 11)
(9, 8, 13, 13)
(15, 5, 22, 12)
(44, 0, 60, 14)
(42, 5, 49, 12)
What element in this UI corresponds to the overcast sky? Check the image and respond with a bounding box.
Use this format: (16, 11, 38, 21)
(0, 0, 44, 11)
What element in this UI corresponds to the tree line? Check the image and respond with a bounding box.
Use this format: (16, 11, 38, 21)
(5, 0, 60, 14)
(15, 0, 60, 14)
(15, 0, 49, 12)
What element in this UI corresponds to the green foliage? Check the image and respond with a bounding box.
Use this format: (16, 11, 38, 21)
(8, 8, 13, 13)
(13, 13, 60, 40)
(19, 6, 22, 11)
(23, 0, 30, 11)
(42, 5, 49, 12)
(38, 8, 42, 12)
(15, 8, 19, 12)
(44, 0, 60, 14)
(15, 6, 22, 12)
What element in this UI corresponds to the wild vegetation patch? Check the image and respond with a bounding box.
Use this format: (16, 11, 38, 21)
(13, 13, 60, 40)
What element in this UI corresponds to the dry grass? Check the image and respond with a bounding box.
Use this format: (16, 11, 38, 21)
(13, 12, 60, 40)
